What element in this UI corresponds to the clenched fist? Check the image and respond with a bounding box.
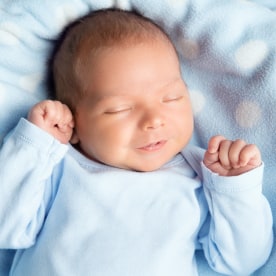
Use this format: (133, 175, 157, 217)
(28, 100, 74, 144)
(203, 135, 262, 176)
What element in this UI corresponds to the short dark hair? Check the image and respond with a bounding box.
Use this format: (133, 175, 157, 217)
(52, 8, 175, 111)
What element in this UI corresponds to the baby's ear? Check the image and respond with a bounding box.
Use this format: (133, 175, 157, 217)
(70, 130, 79, 144)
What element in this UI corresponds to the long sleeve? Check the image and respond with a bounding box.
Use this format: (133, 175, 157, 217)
(182, 145, 273, 275)
(199, 163, 273, 276)
(0, 118, 68, 249)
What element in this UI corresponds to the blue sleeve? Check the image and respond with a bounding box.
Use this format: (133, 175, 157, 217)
(199, 163, 273, 275)
(0, 118, 68, 249)
(182, 145, 273, 275)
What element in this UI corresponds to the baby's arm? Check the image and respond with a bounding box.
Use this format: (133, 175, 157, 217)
(203, 135, 261, 176)
(0, 101, 71, 248)
(28, 100, 74, 144)
(199, 136, 273, 274)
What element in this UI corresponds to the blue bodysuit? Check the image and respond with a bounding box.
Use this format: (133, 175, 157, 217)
(0, 119, 273, 276)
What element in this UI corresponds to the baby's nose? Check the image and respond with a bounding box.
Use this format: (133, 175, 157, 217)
(140, 108, 165, 130)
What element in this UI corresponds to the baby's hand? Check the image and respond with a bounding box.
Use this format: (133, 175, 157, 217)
(203, 135, 261, 176)
(28, 100, 74, 144)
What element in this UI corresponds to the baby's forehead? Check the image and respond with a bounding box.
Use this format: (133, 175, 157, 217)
(54, 9, 178, 112)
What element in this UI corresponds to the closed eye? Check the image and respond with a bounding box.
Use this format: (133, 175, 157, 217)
(162, 95, 183, 103)
(104, 106, 132, 114)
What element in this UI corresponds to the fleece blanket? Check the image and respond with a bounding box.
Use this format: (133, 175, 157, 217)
(0, 0, 275, 275)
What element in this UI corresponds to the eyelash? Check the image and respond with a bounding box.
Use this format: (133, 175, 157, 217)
(103, 94, 183, 114)
(104, 107, 132, 114)
(163, 95, 183, 103)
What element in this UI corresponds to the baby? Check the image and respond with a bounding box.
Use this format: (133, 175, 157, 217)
(0, 8, 273, 276)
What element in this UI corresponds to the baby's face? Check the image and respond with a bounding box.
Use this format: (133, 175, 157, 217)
(73, 40, 194, 171)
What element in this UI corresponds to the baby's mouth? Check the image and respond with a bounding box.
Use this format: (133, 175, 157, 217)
(137, 140, 167, 152)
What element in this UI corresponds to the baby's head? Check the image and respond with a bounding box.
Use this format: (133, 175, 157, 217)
(53, 8, 194, 171)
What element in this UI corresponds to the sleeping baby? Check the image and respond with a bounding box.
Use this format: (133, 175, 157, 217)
(0, 8, 273, 276)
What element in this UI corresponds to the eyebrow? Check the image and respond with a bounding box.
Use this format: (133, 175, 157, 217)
(93, 77, 184, 102)
(162, 77, 184, 88)
(94, 93, 130, 102)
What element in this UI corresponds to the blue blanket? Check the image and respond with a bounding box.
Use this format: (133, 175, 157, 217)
(0, 0, 275, 275)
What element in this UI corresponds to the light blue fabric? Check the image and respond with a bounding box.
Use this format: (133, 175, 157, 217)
(0, 118, 272, 276)
(0, 0, 276, 275)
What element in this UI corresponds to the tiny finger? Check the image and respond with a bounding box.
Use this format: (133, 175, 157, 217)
(218, 140, 232, 169)
(228, 139, 247, 168)
(207, 135, 226, 154)
(239, 144, 261, 167)
(203, 150, 219, 166)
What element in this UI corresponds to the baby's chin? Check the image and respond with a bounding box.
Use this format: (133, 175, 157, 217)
(122, 156, 177, 172)
(124, 148, 185, 172)
(131, 164, 164, 172)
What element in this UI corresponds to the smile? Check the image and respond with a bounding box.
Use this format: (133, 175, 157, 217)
(137, 140, 167, 152)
